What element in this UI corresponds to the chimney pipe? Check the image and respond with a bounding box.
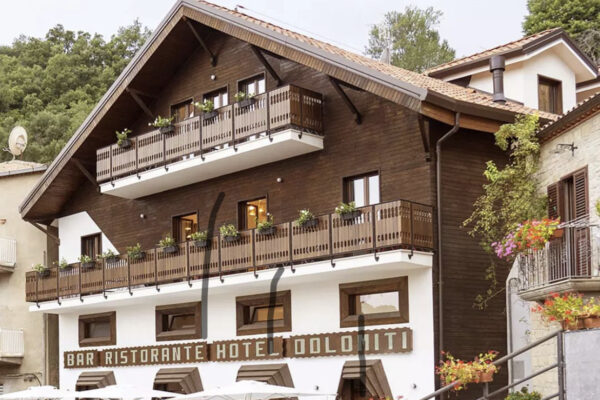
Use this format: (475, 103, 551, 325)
(490, 55, 506, 103)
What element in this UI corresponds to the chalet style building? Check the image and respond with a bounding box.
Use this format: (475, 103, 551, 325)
(17, 1, 598, 398)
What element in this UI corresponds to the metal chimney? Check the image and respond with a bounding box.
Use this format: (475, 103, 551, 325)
(489, 55, 506, 103)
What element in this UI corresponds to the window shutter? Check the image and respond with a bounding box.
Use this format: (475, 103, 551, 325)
(574, 168, 589, 219)
(547, 183, 560, 219)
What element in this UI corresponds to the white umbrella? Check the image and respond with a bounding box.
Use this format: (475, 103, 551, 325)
(76, 384, 179, 400)
(0, 386, 75, 399)
(176, 380, 333, 400)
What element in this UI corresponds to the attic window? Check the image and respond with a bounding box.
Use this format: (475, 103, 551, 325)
(538, 76, 562, 114)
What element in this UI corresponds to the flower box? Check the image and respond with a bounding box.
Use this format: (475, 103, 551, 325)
(238, 98, 255, 108)
(561, 319, 583, 331)
(224, 234, 239, 243)
(300, 218, 319, 228)
(194, 240, 208, 248)
(118, 138, 132, 149)
(340, 210, 362, 221)
(477, 370, 494, 383)
(162, 245, 178, 254)
(203, 110, 218, 120)
(81, 261, 96, 270)
(37, 269, 50, 278)
(258, 226, 277, 236)
(552, 228, 564, 239)
(583, 316, 600, 329)
(159, 125, 175, 135)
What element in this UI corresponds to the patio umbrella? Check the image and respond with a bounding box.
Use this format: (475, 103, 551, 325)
(76, 384, 179, 400)
(176, 380, 333, 400)
(0, 385, 75, 399)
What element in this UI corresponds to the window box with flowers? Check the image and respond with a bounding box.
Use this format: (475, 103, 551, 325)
(532, 292, 584, 331)
(188, 231, 209, 248)
(159, 235, 178, 254)
(492, 218, 560, 260)
(220, 224, 239, 243)
(436, 350, 499, 391)
(126, 243, 146, 261)
(33, 263, 50, 278)
(195, 99, 218, 120)
(115, 128, 132, 148)
(335, 202, 362, 221)
(55, 258, 72, 271)
(296, 209, 318, 228)
(79, 255, 96, 270)
(150, 116, 175, 135)
(256, 213, 276, 235)
(234, 91, 255, 108)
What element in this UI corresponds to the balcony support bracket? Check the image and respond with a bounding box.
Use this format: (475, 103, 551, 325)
(126, 87, 154, 119)
(250, 45, 282, 86)
(72, 158, 100, 192)
(328, 76, 361, 124)
(29, 222, 60, 245)
(418, 115, 432, 162)
(184, 17, 216, 66)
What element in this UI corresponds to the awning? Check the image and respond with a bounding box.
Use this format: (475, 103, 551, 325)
(75, 371, 116, 389)
(154, 368, 203, 394)
(236, 364, 294, 387)
(339, 360, 392, 399)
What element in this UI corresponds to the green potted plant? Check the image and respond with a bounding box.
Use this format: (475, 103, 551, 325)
(296, 209, 318, 228)
(126, 243, 146, 261)
(55, 258, 71, 271)
(188, 231, 209, 248)
(115, 128, 132, 148)
(159, 234, 178, 254)
(78, 255, 96, 270)
(32, 263, 50, 278)
(436, 350, 499, 391)
(220, 223, 239, 242)
(234, 91, 255, 108)
(582, 297, 600, 329)
(532, 292, 584, 330)
(257, 213, 276, 235)
(149, 115, 175, 134)
(335, 201, 362, 221)
(99, 249, 119, 264)
(194, 99, 218, 119)
(505, 387, 542, 400)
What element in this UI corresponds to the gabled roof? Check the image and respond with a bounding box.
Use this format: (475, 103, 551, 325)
(19, 0, 558, 221)
(425, 28, 598, 81)
(0, 160, 46, 178)
(538, 92, 600, 143)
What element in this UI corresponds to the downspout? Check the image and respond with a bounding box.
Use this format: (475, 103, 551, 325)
(436, 112, 460, 357)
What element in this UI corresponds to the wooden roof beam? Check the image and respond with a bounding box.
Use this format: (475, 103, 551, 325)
(29, 222, 60, 245)
(418, 115, 432, 162)
(250, 45, 282, 86)
(71, 158, 100, 192)
(328, 76, 361, 125)
(184, 17, 216, 66)
(125, 87, 154, 119)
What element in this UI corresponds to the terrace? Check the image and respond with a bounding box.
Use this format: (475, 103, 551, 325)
(26, 199, 433, 304)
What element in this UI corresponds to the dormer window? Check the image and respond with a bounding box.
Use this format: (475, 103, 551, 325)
(538, 76, 562, 114)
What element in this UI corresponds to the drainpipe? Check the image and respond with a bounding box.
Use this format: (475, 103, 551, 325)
(436, 112, 460, 359)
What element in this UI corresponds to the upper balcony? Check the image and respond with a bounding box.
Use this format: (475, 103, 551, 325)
(517, 223, 600, 300)
(25, 199, 433, 304)
(97, 85, 324, 199)
(0, 237, 16, 273)
(0, 328, 24, 366)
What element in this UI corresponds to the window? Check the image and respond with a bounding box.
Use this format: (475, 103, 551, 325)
(238, 197, 268, 230)
(79, 312, 116, 347)
(171, 100, 194, 123)
(173, 213, 198, 243)
(538, 76, 562, 114)
(81, 233, 101, 260)
(156, 302, 202, 341)
(339, 277, 408, 328)
(236, 291, 291, 335)
(204, 87, 228, 109)
(343, 172, 380, 207)
(238, 74, 266, 96)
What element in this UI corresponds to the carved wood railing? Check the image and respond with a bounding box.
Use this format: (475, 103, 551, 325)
(96, 85, 324, 183)
(25, 199, 433, 303)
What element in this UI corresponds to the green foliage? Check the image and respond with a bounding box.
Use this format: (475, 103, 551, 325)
(32, 263, 47, 273)
(257, 213, 274, 233)
(99, 249, 117, 260)
(335, 201, 358, 215)
(149, 115, 174, 129)
(505, 387, 542, 400)
(0, 21, 151, 163)
(188, 230, 208, 241)
(194, 99, 214, 113)
(234, 91, 251, 102)
(365, 6, 455, 72)
(219, 223, 239, 238)
(523, 0, 600, 63)
(296, 209, 316, 226)
(78, 254, 93, 264)
(55, 257, 69, 269)
(159, 234, 176, 248)
(126, 243, 144, 260)
(463, 115, 546, 308)
(115, 128, 131, 146)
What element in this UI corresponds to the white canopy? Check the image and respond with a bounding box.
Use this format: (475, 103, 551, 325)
(0, 386, 75, 399)
(76, 384, 179, 400)
(175, 380, 333, 400)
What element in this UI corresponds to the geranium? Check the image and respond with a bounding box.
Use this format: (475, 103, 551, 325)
(532, 292, 583, 324)
(492, 218, 559, 260)
(436, 350, 499, 391)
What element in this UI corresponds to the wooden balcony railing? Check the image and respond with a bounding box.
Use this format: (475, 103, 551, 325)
(25, 199, 433, 303)
(96, 85, 323, 183)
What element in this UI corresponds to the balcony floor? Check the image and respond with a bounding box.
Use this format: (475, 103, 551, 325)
(519, 277, 600, 301)
(101, 129, 323, 199)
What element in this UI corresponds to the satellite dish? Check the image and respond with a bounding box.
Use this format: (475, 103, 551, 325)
(7, 126, 28, 160)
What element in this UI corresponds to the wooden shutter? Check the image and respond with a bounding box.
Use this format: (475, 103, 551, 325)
(573, 168, 589, 218)
(547, 183, 560, 219)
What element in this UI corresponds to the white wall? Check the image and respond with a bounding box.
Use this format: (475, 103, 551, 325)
(58, 265, 435, 399)
(58, 212, 118, 263)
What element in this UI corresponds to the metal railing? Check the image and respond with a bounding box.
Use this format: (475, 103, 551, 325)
(0, 237, 16, 268)
(96, 85, 323, 183)
(0, 329, 24, 358)
(518, 224, 598, 291)
(25, 199, 433, 303)
(420, 330, 565, 400)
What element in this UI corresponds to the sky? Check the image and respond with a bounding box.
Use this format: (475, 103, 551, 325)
(0, 0, 529, 59)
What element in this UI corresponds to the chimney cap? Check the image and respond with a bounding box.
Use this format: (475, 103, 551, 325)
(490, 55, 505, 71)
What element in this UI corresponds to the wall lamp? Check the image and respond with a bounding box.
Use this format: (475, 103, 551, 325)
(553, 142, 577, 156)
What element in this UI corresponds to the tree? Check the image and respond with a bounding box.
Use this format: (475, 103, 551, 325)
(365, 6, 455, 72)
(0, 20, 151, 164)
(523, 0, 600, 64)
(463, 115, 547, 309)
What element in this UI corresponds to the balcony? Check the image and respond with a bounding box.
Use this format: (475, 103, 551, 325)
(0, 237, 16, 272)
(517, 224, 600, 300)
(97, 85, 324, 199)
(26, 199, 433, 303)
(0, 329, 24, 366)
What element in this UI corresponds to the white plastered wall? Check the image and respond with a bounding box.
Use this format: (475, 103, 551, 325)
(58, 212, 118, 263)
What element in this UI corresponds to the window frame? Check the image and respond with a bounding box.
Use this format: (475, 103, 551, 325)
(236, 290, 291, 336)
(237, 73, 266, 96)
(170, 99, 195, 123)
(339, 277, 408, 328)
(203, 86, 229, 109)
(155, 302, 202, 342)
(343, 171, 381, 206)
(81, 233, 102, 260)
(538, 75, 563, 114)
(237, 195, 268, 230)
(78, 312, 116, 347)
(172, 211, 199, 244)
